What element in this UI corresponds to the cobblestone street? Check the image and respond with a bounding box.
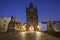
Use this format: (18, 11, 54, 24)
(0, 31, 60, 40)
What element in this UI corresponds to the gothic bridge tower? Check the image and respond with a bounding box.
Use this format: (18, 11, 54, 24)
(26, 3, 38, 31)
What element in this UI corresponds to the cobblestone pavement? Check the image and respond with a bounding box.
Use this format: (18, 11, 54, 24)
(0, 31, 60, 40)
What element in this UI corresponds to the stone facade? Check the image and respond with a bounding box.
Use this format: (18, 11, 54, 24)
(26, 3, 38, 31)
(0, 17, 11, 32)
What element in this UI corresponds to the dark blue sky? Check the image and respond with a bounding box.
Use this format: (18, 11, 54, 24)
(0, 0, 60, 23)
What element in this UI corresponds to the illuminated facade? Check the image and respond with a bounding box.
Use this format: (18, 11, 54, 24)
(37, 21, 42, 31)
(14, 21, 21, 32)
(55, 21, 60, 32)
(20, 23, 26, 31)
(0, 17, 11, 32)
(26, 3, 38, 31)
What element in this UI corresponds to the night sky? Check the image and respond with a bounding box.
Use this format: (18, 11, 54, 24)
(0, 0, 60, 31)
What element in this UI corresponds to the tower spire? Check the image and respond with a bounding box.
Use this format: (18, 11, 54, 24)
(29, 0, 33, 8)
